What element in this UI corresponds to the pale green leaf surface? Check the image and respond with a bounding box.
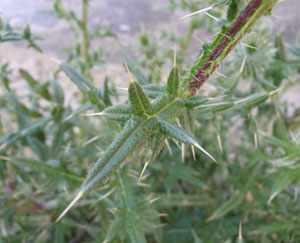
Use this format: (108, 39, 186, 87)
(207, 192, 244, 222)
(103, 104, 133, 122)
(125, 212, 147, 243)
(159, 119, 215, 162)
(166, 66, 180, 96)
(268, 170, 297, 204)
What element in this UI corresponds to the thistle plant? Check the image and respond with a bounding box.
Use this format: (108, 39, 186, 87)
(0, 17, 42, 52)
(2, 0, 300, 241)
(57, 0, 280, 221)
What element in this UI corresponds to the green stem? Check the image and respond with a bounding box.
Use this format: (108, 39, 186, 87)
(184, 0, 279, 96)
(82, 0, 89, 62)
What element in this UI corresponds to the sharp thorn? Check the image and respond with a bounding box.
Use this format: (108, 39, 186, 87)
(138, 160, 150, 183)
(191, 145, 196, 161)
(123, 58, 134, 82)
(82, 112, 104, 117)
(179, 5, 214, 20)
(194, 143, 217, 163)
(240, 55, 247, 74)
(181, 143, 185, 163)
(217, 133, 223, 153)
(56, 190, 84, 223)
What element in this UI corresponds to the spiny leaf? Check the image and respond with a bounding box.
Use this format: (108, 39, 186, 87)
(157, 99, 185, 121)
(149, 132, 166, 162)
(60, 62, 102, 98)
(234, 93, 269, 110)
(3, 157, 83, 183)
(104, 217, 124, 242)
(184, 96, 208, 109)
(60, 62, 88, 94)
(274, 32, 286, 61)
(268, 169, 297, 204)
(166, 65, 180, 96)
(19, 69, 39, 88)
(87, 90, 104, 109)
(262, 132, 300, 154)
(256, 222, 298, 234)
(61, 62, 105, 109)
(183, 109, 195, 135)
(142, 84, 165, 99)
(158, 119, 216, 162)
(26, 136, 49, 161)
(54, 222, 64, 243)
(207, 192, 244, 222)
(118, 174, 146, 243)
(82, 117, 158, 191)
(152, 94, 171, 114)
(196, 101, 233, 114)
(102, 104, 133, 122)
(272, 116, 289, 142)
(125, 211, 147, 243)
(52, 125, 65, 156)
(168, 165, 205, 189)
(62, 103, 92, 123)
(139, 132, 166, 182)
(154, 193, 211, 207)
(50, 78, 64, 106)
(0, 117, 50, 151)
(57, 117, 158, 221)
(7, 93, 40, 119)
(129, 81, 153, 115)
(289, 45, 300, 57)
(103, 76, 113, 106)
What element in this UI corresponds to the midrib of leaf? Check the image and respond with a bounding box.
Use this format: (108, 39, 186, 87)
(151, 97, 179, 119)
(132, 81, 147, 115)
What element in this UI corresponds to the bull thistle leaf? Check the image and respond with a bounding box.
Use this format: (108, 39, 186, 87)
(142, 84, 165, 99)
(207, 192, 244, 222)
(102, 104, 133, 122)
(82, 117, 158, 192)
(60, 62, 102, 99)
(159, 119, 216, 162)
(129, 80, 154, 115)
(56, 116, 158, 221)
(234, 93, 269, 110)
(166, 65, 180, 96)
(184, 96, 208, 109)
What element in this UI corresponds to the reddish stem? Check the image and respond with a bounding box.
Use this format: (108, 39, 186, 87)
(187, 0, 272, 95)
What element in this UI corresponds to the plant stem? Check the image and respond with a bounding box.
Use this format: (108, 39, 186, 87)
(82, 0, 89, 62)
(185, 0, 279, 96)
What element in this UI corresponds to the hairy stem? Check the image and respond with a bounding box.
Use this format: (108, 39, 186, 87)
(185, 0, 279, 96)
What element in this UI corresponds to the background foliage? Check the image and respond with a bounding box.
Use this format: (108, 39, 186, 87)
(1, 0, 300, 242)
